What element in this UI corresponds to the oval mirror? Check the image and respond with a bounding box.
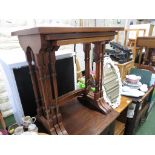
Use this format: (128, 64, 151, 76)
(103, 57, 122, 108)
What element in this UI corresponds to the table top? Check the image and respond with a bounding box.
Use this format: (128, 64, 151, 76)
(137, 36, 155, 48)
(115, 96, 132, 113)
(12, 27, 124, 36)
(60, 98, 119, 135)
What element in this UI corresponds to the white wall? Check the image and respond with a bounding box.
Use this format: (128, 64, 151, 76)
(0, 19, 130, 71)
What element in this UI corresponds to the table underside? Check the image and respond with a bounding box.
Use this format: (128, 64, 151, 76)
(60, 98, 119, 135)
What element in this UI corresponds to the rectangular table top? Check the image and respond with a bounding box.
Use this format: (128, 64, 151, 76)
(60, 98, 119, 135)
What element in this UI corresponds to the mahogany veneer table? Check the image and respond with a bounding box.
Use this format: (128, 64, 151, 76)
(12, 27, 123, 135)
(60, 98, 119, 135)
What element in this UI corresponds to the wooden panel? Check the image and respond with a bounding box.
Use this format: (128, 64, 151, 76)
(46, 32, 116, 40)
(137, 37, 155, 48)
(52, 36, 114, 46)
(57, 89, 85, 105)
(60, 98, 119, 135)
(115, 96, 132, 113)
(12, 27, 124, 36)
(114, 120, 125, 135)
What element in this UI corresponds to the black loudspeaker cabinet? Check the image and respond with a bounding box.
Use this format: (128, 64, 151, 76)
(13, 57, 75, 117)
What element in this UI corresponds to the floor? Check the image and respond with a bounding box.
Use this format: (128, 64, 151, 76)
(135, 104, 155, 135)
(0, 114, 16, 129)
(1, 106, 155, 135)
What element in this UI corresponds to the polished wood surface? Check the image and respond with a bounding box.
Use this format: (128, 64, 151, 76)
(60, 98, 119, 135)
(12, 27, 124, 36)
(12, 26, 122, 135)
(115, 96, 132, 113)
(51, 36, 114, 46)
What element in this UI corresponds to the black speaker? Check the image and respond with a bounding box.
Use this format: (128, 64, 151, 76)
(13, 57, 75, 116)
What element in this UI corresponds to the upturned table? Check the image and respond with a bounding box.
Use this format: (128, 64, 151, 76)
(12, 27, 123, 135)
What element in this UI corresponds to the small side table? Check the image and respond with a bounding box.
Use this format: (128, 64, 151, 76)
(114, 96, 132, 135)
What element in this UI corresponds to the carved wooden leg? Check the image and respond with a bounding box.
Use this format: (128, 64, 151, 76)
(84, 43, 91, 94)
(78, 42, 112, 114)
(26, 48, 42, 116)
(93, 42, 112, 114)
(26, 48, 57, 134)
(35, 52, 59, 134)
(49, 47, 68, 135)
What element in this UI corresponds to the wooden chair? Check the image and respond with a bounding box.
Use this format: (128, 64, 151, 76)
(124, 29, 146, 64)
(136, 37, 155, 73)
(0, 110, 6, 129)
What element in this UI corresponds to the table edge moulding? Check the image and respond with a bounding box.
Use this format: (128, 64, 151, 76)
(12, 26, 123, 135)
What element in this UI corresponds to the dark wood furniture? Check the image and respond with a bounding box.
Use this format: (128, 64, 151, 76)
(136, 37, 155, 73)
(125, 86, 154, 135)
(12, 27, 123, 135)
(114, 96, 132, 135)
(124, 29, 146, 64)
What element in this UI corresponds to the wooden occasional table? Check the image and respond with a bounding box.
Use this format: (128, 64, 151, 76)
(12, 27, 123, 135)
(114, 96, 132, 135)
